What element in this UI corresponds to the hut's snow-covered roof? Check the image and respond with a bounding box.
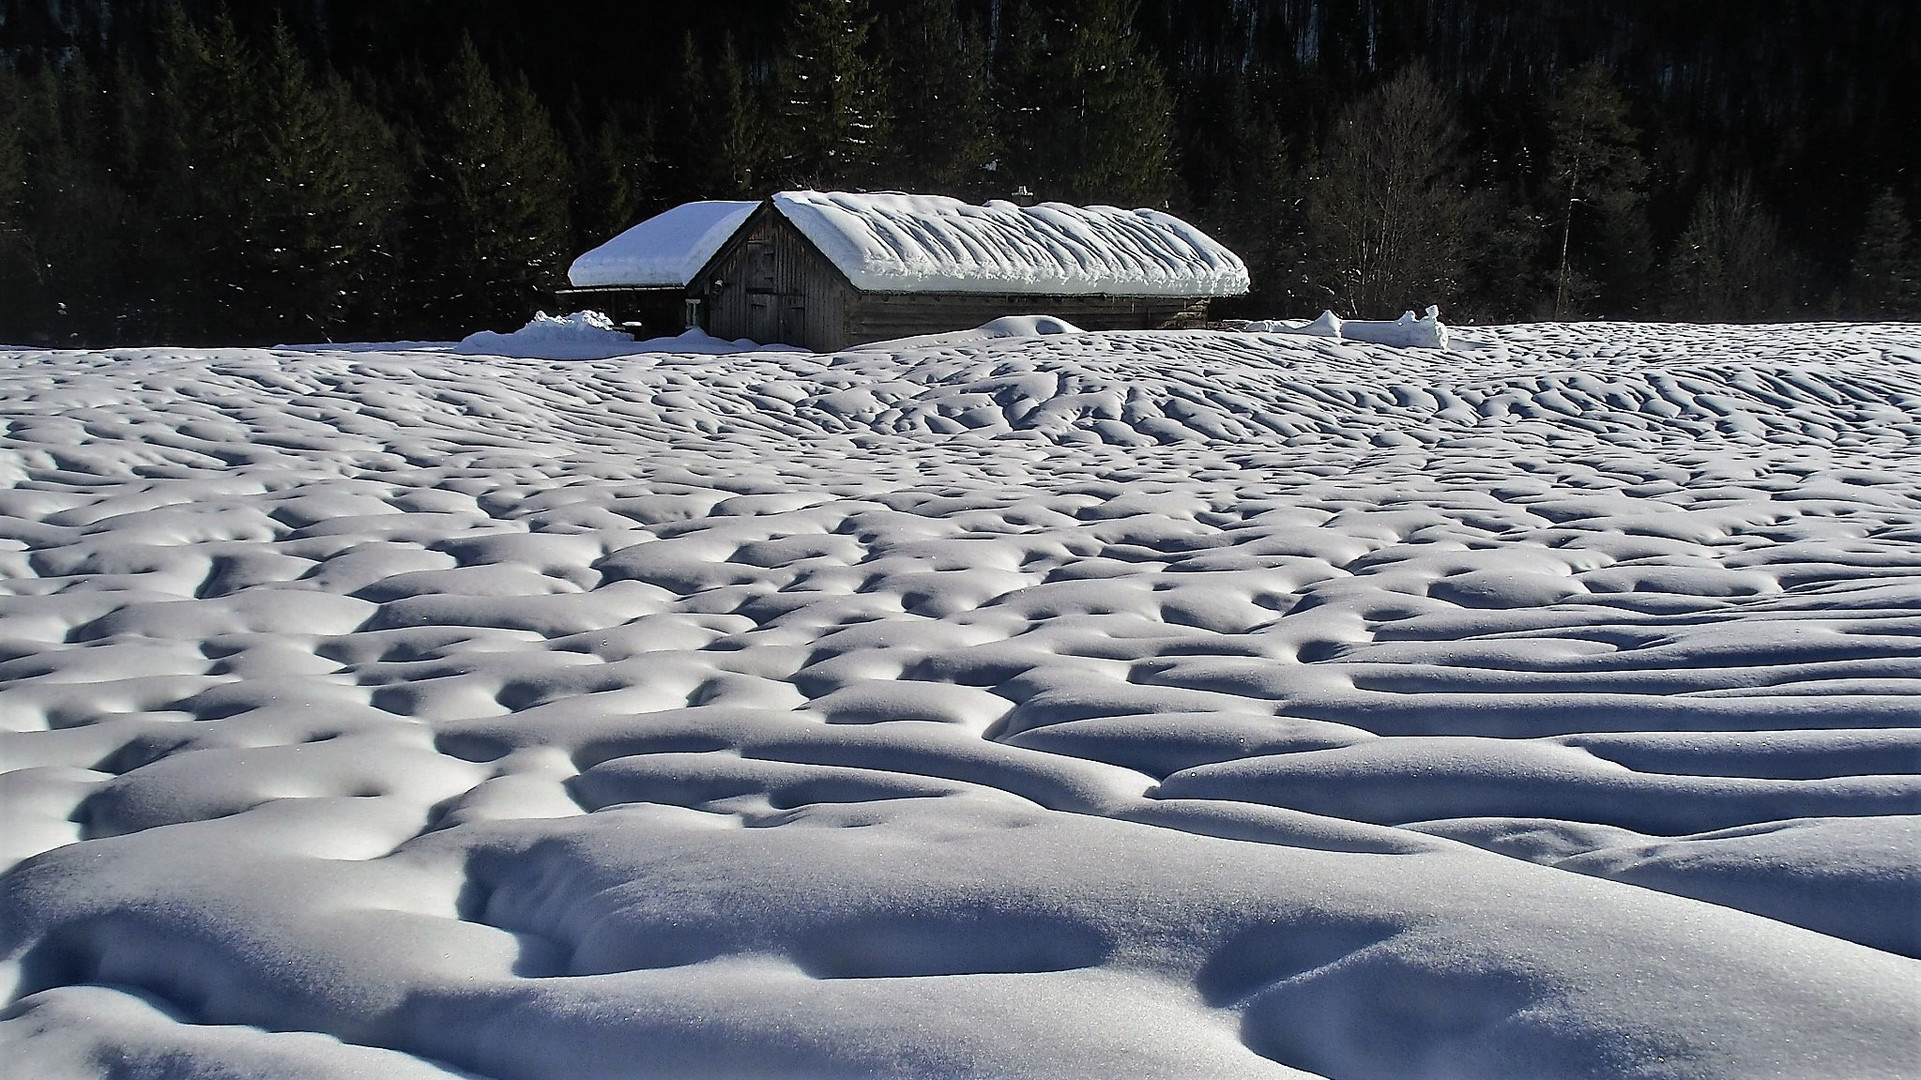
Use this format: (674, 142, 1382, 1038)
(567, 200, 758, 289)
(771, 190, 1249, 297)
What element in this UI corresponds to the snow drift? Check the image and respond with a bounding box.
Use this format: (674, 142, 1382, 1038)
(1, 321, 1918, 1080)
(1246, 305, 1453, 350)
(455, 311, 781, 359)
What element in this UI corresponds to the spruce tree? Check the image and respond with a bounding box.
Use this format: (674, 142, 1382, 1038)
(0, 90, 18, 216)
(570, 112, 650, 250)
(1049, 0, 1176, 206)
(1544, 63, 1651, 317)
(498, 69, 576, 297)
(0, 67, 36, 340)
(1175, 75, 1294, 314)
(669, 32, 765, 201)
(708, 34, 766, 198)
(141, 10, 403, 342)
(1847, 188, 1919, 319)
(660, 31, 764, 201)
(882, 0, 998, 197)
(1460, 200, 1552, 323)
(152, 5, 260, 340)
(98, 56, 170, 342)
(659, 32, 709, 203)
(992, 0, 1048, 197)
(415, 37, 574, 332)
(11, 58, 139, 344)
(771, 0, 892, 189)
(1303, 64, 1472, 317)
(244, 21, 398, 341)
(331, 73, 411, 338)
(994, 0, 1175, 207)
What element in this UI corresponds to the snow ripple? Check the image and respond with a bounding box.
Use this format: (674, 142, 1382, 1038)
(1, 323, 1918, 1079)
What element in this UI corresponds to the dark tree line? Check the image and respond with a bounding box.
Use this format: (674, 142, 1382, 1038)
(3, 0, 1917, 346)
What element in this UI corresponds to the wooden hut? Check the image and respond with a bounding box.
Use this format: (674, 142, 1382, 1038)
(563, 191, 1250, 352)
(557, 200, 757, 337)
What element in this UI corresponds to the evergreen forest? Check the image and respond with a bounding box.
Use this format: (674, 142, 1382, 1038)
(2, 0, 1917, 346)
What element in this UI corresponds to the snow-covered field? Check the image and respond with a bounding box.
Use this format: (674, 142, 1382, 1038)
(1, 321, 1918, 1079)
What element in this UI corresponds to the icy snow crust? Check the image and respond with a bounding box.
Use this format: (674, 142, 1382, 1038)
(567, 200, 759, 288)
(773, 190, 1251, 296)
(2, 322, 1920, 1079)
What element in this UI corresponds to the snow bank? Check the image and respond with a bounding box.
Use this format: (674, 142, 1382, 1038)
(456, 309, 633, 358)
(773, 190, 1251, 297)
(1245, 305, 1452, 350)
(3, 320, 1920, 1080)
(848, 314, 1087, 351)
(454, 312, 785, 359)
(567, 200, 758, 288)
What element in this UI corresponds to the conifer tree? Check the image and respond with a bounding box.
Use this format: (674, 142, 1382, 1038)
(708, 34, 766, 198)
(771, 0, 892, 189)
(658, 32, 709, 203)
(569, 112, 650, 249)
(1175, 75, 1294, 312)
(1303, 63, 1471, 316)
(1460, 199, 1552, 322)
(142, 10, 403, 342)
(151, 5, 260, 339)
(1544, 63, 1651, 317)
(95, 56, 169, 342)
(882, 0, 998, 197)
(0, 71, 20, 206)
(11, 58, 140, 343)
(1049, 0, 1176, 206)
(101, 57, 151, 190)
(996, 0, 1176, 206)
(1847, 188, 1919, 319)
(332, 73, 412, 337)
(243, 21, 400, 340)
(415, 37, 574, 332)
(992, 0, 1048, 196)
(0, 67, 36, 339)
(668, 32, 765, 201)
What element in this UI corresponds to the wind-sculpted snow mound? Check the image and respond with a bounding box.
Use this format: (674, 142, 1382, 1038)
(798, 323, 1921, 447)
(2, 322, 1919, 1080)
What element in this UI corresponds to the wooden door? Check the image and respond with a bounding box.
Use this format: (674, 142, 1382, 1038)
(779, 295, 807, 346)
(746, 239, 779, 342)
(747, 240, 776, 291)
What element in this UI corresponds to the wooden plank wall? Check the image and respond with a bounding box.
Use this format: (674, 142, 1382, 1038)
(702, 212, 852, 352)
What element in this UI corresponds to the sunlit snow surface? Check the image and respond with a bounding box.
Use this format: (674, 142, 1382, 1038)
(2, 323, 1919, 1079)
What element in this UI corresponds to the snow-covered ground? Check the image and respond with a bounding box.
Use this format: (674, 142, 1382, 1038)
(1, 321, 1918, 1079)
